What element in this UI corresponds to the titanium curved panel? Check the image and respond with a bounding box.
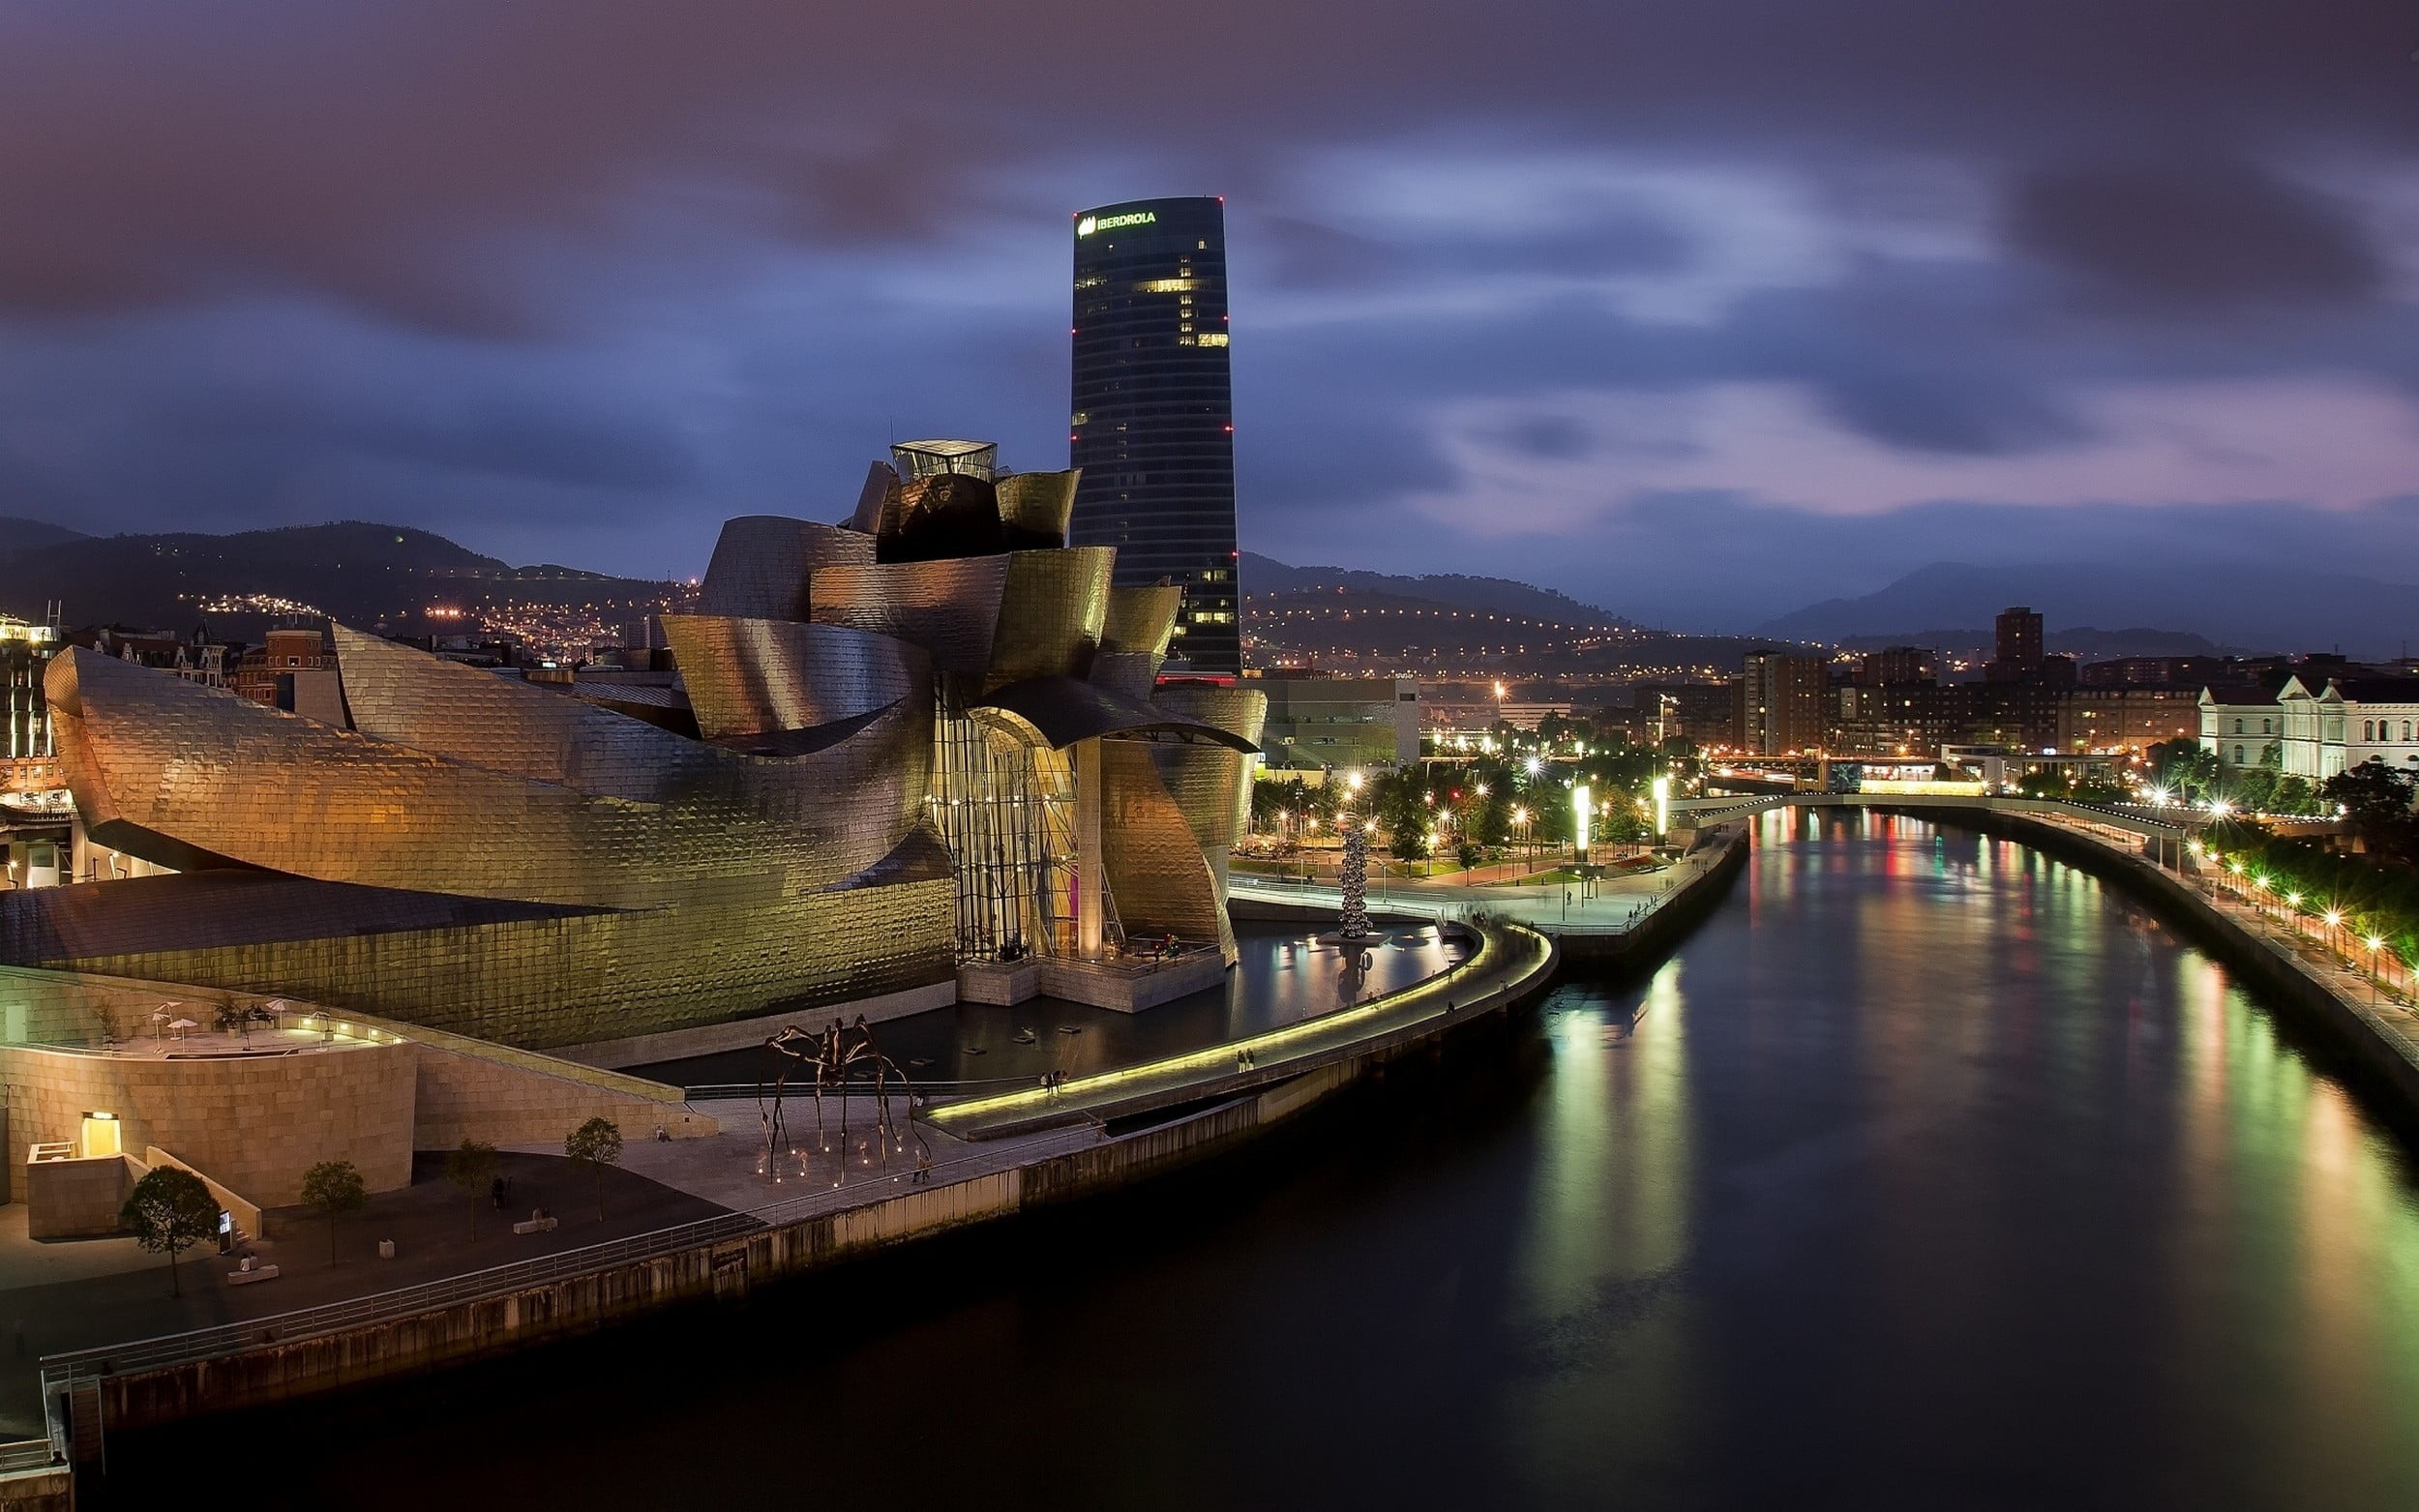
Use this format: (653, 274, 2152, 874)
(996, 470, 1079, 548)
(333, 625, 927, 858)
(1147, 740, 1252, 855)
(848, 461, 899, 536)
(335, 625, 703, 802)
(1150, 684, 1268, 748)
(986, 548, 1112, 692)
(698, 516, 876, 621)
(1099, 739, 1234, 957)
(809, 556, 1013, 674)
(1102, 584, 1183, 660)
(53, 647, 927, 905)
(659, 615, 926, 741)
(1088, 650, 1157, 701)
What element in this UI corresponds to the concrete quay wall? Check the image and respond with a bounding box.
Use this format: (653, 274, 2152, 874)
(1547, 826, 1750, 965)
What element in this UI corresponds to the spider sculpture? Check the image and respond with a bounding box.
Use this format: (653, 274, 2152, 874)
(755, 1015, 927, 1177)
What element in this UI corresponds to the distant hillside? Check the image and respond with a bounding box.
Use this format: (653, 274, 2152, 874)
(1243, 551, 1796, 679)
(1242, 552, 1633, 628)
(1763, 562, 2419, 658)
(0, 519, 686, 639)
(0, 518, 90, 553)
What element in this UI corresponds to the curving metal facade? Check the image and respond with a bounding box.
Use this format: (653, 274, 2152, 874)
(6, 440, 1262, 1051)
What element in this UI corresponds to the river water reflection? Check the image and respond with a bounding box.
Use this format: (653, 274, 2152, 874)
(123, 811, 2419, 1509)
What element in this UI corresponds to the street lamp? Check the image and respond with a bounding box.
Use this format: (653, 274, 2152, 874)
(2369, 935, 2387, 1005)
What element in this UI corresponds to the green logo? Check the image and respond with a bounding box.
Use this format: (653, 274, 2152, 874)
(1077, 211, 1156, 237)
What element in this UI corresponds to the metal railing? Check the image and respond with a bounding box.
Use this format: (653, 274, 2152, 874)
(0, 1436, 55, 1474)
(38, 1124, 1097, 1386)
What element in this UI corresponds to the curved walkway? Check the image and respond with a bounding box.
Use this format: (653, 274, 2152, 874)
(925, 916, 1557, 1141)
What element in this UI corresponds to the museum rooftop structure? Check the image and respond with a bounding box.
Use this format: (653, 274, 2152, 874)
(0, 441, 1264, 1059)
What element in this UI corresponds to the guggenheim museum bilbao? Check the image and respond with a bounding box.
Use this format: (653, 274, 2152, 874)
(0, 441, 1266, 1061)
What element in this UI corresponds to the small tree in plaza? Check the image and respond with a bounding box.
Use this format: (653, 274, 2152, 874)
(564, 1117, 625, 1223)
(121, 1167, 219, 1297)
(445, 1140, 499, 1238)
(300, 1159, 369, 1263)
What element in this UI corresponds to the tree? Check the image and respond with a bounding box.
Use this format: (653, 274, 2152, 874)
(2231, 764, 2280, 815)
(2145, 738, 2219, 800)
(2323, 759, 2419, 865)
(299, 1160, 369, 1264)
(121, 1167, 219, 1297)
(1455, 842, 1482, 875)
(444, 1140, 500, 1238)
(2272, 774, 2319, 817)
(564, 1117, 625, 1223)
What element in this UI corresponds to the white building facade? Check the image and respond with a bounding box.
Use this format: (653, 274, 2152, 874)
(2199, 676, 2419, 779)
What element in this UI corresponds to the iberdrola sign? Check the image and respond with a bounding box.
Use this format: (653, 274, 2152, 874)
(1077, 211, 1157, 237)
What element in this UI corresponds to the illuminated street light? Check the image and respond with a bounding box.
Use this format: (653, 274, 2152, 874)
(1573, 783, 1592, 863)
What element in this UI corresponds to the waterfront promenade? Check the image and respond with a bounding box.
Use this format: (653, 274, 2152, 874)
(12, 912, 1592, 1474)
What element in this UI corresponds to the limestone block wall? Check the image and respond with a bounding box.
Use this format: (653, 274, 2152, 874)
(410, 1042, 714, 1151)
(23, 1153, 132, 1239)
(145, 1146, 264, 1241)
(0, 1041, 416, 1207)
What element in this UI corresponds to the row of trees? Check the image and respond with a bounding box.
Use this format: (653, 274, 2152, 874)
(1253, 747, 1689, 869)
(120, 1116, 629, 1296)
(2141, 739, 2334, 816)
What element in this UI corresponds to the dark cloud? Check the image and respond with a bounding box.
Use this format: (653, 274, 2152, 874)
(1814, 371, 2085, 455)
(1495, 416, 1595, 460)
(2007, 159, 2386, 313)
(0, 0, 2413, 634)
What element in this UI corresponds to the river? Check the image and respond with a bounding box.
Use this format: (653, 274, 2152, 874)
(107, 810, 2419, 1509)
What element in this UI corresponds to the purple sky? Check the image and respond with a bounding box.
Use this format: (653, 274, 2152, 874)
(3, 1, 2416, 631)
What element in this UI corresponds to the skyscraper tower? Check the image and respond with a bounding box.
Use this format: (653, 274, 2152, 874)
(1068, 195, 1239, 677)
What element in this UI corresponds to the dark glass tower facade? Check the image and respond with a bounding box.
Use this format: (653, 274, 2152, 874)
(1069, 195, 1239, 676)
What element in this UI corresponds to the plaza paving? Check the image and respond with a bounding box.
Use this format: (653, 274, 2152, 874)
(0, 1151, 727, 1436)
(1232, 844, 1709, 935)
